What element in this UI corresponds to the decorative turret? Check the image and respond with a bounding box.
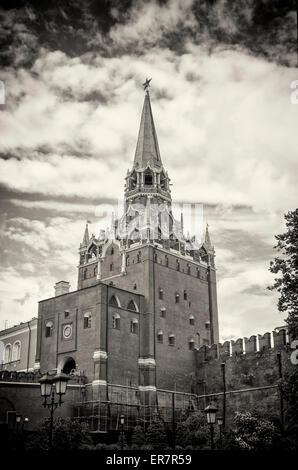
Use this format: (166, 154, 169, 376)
(81, 223, 90, 246)
(200, 224, 215, 266)
(204, 224, 212, 250)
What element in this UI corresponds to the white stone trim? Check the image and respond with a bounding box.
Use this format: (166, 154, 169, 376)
(138, 358, 156, 366)
(138, 385, 157, 392)
(101, 273, 123, 281)
(93, 350, 108, 360)
(92, 379, 107, 386)
(33, 362, 40, 370)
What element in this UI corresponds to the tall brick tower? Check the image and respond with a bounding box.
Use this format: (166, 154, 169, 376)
(36, 84, 219, 412)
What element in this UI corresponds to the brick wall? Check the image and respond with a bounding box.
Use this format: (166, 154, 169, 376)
(195, 329, 293, 425)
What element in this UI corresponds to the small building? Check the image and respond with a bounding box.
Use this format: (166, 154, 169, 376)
(0, 318, 37, 372)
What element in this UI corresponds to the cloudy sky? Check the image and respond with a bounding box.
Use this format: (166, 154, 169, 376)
(0, 0, 297, 341)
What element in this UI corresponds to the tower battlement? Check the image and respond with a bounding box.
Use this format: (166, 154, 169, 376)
(196, 328, 289, 364)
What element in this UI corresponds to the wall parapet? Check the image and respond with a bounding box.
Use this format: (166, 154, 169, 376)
(0, 369, 87, 384)
(196, 328, 289, 363)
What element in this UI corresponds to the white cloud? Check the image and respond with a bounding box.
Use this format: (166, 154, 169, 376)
(1, 46, 297, 211)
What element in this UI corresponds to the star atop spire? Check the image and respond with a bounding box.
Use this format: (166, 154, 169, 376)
(142, 77, 152, 92)
(133, 86, 162, 170)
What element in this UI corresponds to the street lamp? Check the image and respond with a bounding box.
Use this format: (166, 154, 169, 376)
(39, 372, 70, 449)
(15, 413, 22, 450)
(204, 404, 218, 450)
(217, 416, 223, 449)
(120, 414, 125, 450)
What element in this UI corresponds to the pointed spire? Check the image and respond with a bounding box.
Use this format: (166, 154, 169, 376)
(82, 222, 90, 246)
(133, 91, 162, 170)
(204, 224, 212, 249)
(110, 212, 115, 238)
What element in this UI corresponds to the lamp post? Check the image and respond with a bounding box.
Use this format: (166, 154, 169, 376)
(21, 417, 29, 451)
(120, 414, 125, 450)
(39, 372, 70, 450)
(204, 404, 218, 450)
(217, 416, 223, 449)
(22, 417, 29, 432)
(15, 413, 22, 450)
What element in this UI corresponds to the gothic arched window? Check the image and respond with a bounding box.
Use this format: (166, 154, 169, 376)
(168, 334, 175, 346)
(159, 288, 164, 300)
(130, 319, 138, 334)
(5, 344, 12, 363)
(12, 341, 21, 361)
(157, 330, 163, 343)
(84, 312, 92, 329)
(45, 321, 53, 338)
(144, 170, 153, 186)
(112, 313, 120, 329)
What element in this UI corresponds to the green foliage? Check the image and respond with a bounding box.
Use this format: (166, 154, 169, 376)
(145, 415, 169, 450)
(26, 417, 92, 451)
(175, 411, 211, 449)
(281, 368, 298, 447)
(131, 424, 147, 449)
(115, 429, 129, 450)
(229, 411, 280, 450)
(269, 209, 298, 447)
(268, 209, 298, 338)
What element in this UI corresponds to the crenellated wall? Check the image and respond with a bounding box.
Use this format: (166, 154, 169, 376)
(195, 328, 293, 425)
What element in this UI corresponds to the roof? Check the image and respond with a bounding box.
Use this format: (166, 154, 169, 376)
(133, 92, 163, 170)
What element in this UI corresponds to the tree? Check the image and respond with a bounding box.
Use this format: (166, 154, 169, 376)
(229, 412, 280, 450)
(26, 417, 92, 451)
(268, 209, 298, 338)
(269, 209, 298, 447)
(176, 411, 211, 449)
(145, 415, 169, 450)
(131, 424, 147, 449)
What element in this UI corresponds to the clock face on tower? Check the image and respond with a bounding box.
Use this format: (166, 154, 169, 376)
(63, 324, 72, 339)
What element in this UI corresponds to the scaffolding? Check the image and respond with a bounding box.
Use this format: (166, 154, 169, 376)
(72, 383, 200, 433)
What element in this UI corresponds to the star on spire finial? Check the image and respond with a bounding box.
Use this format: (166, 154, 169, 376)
(142, 77, 152, 92)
